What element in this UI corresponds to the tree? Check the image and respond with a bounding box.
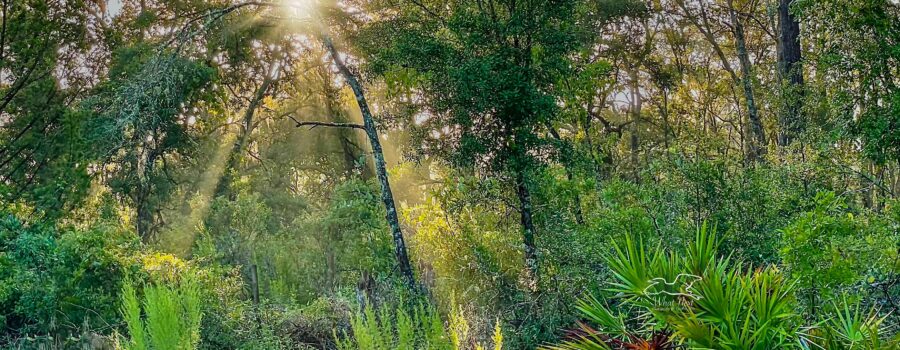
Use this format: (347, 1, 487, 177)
(88, 46, 217, 240)
(357, 0, 589, 291)
(675, 0, 767, 162)
(800, 0, 900, 164)
(0, 0, 98, 216)
(313, 33, 420, 292)
(202, 8, 310, 199)
(727, 0, 766, 161)
(777, 0, 803, 147)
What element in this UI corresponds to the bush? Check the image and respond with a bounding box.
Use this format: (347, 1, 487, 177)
(780, 192, 899, 311)
(280, 297, 352, 349)
(119, 276, 203, 350)
(335, 301, 503, 350)
(0, 212, 139, 342)
(545, 224, 899, 349)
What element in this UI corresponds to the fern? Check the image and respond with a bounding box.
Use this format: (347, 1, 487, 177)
(118, 276, 203, 350)
(121, 281, 147, 350)
(336, 302, 500, 350)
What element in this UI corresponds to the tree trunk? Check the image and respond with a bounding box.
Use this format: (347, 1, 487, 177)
(321, 34, 419, 293)
(136, 149, 160, 241)
(515, 170, 539, 291)
(629, 67, 642, 178)
(729, 0, 767, 162)
(325, 242, 337, 291)
(249, 263, 260, 307)
(661, 88, 671, 150)
(777, 0, 803, 146)
(544, 122, 584, 225)
(322, 63, 376, 180)
(136, 195, 153, 241)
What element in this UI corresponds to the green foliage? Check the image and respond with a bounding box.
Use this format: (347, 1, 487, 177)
(813, 296, 890, 349)
(780, 192, 899, 307)
(336, 302, 503, 350)
(0, 211, 139, 340)
(85, 45, 219, 237)
(360, 0, 583, 176)
(201, 179, 396, 305)
(660, 159, 806, 264)
(121, 282, 147, 350)
(547, 225, 795, 348)
(405, 175, 522, 308)
(119, 277, 203, 350)
(798, 0, 900, 164)
(3, 1, 900, 349)
(547, 224, 899, 349)
(405, 172, 571, 348)
(0, 0, 95, 215)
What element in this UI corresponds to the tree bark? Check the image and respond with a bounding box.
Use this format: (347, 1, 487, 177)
(321, 34, 419, 293)
(136, 196, 154, 241)
(322, 68, 376, 180)
(661, 88, 672, 150)
(629, 67, 642, 178)
(777, 0, 803, 146)
(136, 149, 160, 241)
(515, 170, 539, 291)
(729, 0, 767, 162)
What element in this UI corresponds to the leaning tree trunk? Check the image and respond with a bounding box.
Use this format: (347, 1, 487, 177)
(729, 0, 767, 162)
(777, 0, 803, 147)
(321, 34, 419, 293)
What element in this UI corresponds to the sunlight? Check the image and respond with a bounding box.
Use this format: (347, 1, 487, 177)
(7, 1, 897, 348)
(283, 0, 318, 19)
(157, 129, 237, 256)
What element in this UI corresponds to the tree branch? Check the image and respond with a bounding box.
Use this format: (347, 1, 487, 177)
(293, 119, 365, 130)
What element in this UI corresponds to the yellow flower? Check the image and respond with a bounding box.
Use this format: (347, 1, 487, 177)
(142, 253, 189, 283)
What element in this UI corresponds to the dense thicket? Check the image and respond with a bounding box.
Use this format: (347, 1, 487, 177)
(0, 0, 898, 349)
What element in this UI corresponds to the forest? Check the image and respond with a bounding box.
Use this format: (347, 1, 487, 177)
(0, 0, 899, 348)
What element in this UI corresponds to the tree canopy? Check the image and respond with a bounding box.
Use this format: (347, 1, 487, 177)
(0, 0, 898, 349)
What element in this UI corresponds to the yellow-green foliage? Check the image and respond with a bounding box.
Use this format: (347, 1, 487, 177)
(404, 180, 523, 308)
(121, 282, 147, 350)
(119, 276, 202, 350)
(491, 320, 503, 350)
(336, 302, 503, 350)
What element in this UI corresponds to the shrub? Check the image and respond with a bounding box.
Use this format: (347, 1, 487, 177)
(335, 302, 503, 350)
(780, 192, 898, 310)
(279, 297, 352, 349)
(0, 212, 139, 341)
(545, 224, 899, 349)
(119, 276, 203, 350)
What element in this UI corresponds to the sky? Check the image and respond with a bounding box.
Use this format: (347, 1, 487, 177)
(107, 0, 124, 18)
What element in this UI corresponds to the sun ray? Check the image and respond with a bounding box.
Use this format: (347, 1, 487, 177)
(158, 129, 238, 256)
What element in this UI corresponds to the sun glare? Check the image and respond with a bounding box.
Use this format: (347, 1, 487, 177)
(284, 0, 318, 19)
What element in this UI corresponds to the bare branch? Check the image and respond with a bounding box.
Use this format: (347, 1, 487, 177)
(293, 119, 365, 130)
